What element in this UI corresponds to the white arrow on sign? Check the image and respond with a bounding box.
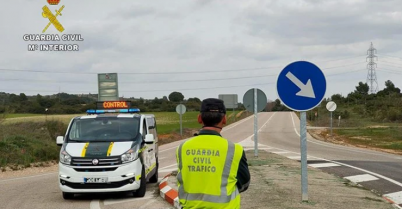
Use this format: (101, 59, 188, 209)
(286, 72, 316, 98)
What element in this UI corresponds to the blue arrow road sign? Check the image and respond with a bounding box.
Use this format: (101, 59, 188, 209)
(276, 61, 326, 111)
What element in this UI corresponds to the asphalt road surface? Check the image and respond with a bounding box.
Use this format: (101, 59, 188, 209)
(0, 112, 401, 208)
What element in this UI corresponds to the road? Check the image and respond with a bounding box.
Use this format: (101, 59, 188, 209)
(0, 112, 401, 208)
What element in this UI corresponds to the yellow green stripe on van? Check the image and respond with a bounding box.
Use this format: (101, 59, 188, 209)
(107, 142, 114, 156)
(81, 142, 89, 157)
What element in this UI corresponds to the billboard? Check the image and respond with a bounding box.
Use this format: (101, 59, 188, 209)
(98, 73, 119, 101)
(218, 94, 238, 109)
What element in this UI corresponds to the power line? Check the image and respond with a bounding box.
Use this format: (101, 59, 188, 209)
(0, 66, 367, 84)
(377, 54, 402, 60)
(0, 57, 365, 75)
(377, 68, 402, 74)
(0, 74, 278, 84)
(0, 66, 283, 75)
(321, 62, 366, 69)
(314, 55, 366, 63)
(0, 69, 366, 94)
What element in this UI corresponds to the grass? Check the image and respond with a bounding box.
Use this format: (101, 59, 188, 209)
(5, 113, 42, 119)
(4, 111, 243, 135)
(0, 120, 64, 169)
(335, 127, 402, 151)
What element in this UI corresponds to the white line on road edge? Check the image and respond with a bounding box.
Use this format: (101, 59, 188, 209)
(289, 112, 402, 187)
(241, 112, 277, 143)
(290, 112, 400, 160)
(139, 199, 157, 209)
(0, 172, 57, 183)
(90, 199, 101, 209)
(221, 114, 255, 133)
(159, 168, 178, 173)
(104, 195, 154, 206)
(275, 116, 402, 205)
(159, 146, 178, 153)
(159, 163, 177, 170)
(308, 163, 341, 168)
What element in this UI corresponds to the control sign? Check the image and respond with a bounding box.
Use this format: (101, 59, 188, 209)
(276, 61, 326, 112)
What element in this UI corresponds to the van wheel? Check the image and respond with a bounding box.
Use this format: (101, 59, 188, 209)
(149, 158, 159, 183)
(133, 166, 146, 197)
(62, 192, 74, 200)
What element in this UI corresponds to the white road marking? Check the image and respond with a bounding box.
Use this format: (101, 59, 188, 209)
(89, 199, 100, 209)
(238, 112, 277, 147)
(159, 146, 178, 153)
(383, 191, 402, 204)
(344, 174, 379, 183)
(289, 112, 401, 160)
(159, 163, 177, 170)
(103, 195, 153, 206)
(139, 199, 157, 209)
(287, 156, 302, 160)
(159, 168, 178, 173)
(271, 151, 290, 154)
(0, 172, 57, 183)
(159, 157, 167, 160)
(221, 114, 255, 133)
(309, 163, 341, 168)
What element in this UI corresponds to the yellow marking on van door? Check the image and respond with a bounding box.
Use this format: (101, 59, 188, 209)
(81, 142, 89, 157)
(107, 142, 114, 156)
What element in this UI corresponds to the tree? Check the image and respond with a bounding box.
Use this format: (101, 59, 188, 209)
(354, 82, 369, 95)
(187, 97, 201, 103)
(168, 92, 184, 102)
(19, 93, 28, 102)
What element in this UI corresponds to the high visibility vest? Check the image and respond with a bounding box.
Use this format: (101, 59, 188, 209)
(176, 134, 244, 209)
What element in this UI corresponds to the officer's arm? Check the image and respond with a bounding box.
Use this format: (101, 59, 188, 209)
(236, 150, 250, 193)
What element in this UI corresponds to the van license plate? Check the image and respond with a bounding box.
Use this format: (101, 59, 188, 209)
(84, 177, 108, 183)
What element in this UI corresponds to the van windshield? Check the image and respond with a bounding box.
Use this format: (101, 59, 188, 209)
(67, 117, 141, 142)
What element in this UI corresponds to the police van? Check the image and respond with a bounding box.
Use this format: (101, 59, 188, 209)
(56, 101, 159, 199)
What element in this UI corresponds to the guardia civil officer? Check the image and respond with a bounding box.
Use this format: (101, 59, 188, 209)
(176, 98, 250, 209)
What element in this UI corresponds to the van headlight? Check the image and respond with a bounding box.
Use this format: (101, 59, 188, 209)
(121, 149, 138, 164)
(60, 150, 71, 165)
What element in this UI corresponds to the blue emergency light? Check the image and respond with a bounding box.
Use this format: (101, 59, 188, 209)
(86, 108, 140, 115)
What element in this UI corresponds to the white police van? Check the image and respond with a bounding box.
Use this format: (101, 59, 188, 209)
(56, 101, 159, 199)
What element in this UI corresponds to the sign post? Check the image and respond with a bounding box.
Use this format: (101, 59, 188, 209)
(326, 101, 337, 136)
(276, 61, 327, 202)
(243, 88, 267, 157)
(176, 104, 186, 137)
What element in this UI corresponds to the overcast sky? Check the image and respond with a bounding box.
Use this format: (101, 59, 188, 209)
(1, 0, 402, 103)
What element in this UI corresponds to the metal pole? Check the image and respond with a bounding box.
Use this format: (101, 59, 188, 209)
(180, 105, 183, 137)
(300, 111, 308, 201)
(254, 88, 258, 157)
(330, 111, 333, 136)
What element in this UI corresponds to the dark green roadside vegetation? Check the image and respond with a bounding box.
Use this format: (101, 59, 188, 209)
(0, 118, 66, 170)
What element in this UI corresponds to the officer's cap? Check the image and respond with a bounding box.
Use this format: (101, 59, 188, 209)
(200, 98, 226, 114)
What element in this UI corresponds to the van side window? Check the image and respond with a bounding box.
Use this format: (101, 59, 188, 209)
(147, 118, 157, 138)
(142, 120, 147, 138)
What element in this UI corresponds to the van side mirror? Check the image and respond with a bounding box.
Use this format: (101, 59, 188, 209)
(56, 136, 64, 146)
(144, 134, 154, 144)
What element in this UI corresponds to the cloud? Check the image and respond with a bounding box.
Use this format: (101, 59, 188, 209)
(238, 0, 402, 45)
